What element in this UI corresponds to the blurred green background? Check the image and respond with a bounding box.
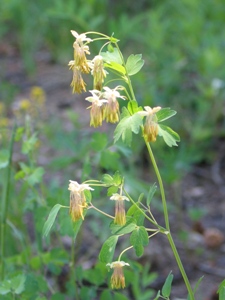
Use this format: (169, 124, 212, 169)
(1, 0, 225, 169)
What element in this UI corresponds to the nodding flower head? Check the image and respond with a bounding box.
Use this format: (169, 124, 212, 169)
(86, 90, 108, 127)
(73, 42, 90, 74)
(106, 261, 130, 289)
(91, 55, 108, 90)
(68, 180, 94, 222)
(70, 30, 92, 45)
(68, 62, 86, 94)
(103, 86, 126, 123)
(110, 193, 129, 226)
(138, 106, 161, 142)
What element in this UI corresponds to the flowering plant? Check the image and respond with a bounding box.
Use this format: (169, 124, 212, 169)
(43, 30, 196, 299)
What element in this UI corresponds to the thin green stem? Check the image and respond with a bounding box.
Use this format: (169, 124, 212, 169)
(144, 135, 170, 231)
(144, 133, 194, 299)
(1, 124, 16, 280)
(71, 236, 80, 300)
(167, 233, 194, 300)
(123, 188, 166, 233)
(114, 43, 136, 101)
(89, 204, 114, 219)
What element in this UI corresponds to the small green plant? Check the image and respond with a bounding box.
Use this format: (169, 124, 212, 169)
(43, 30, 196, 299)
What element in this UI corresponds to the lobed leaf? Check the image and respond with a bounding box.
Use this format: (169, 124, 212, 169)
(126, 54, 144, 76)
(101, 48, 123, 65)
(156, 108, 177, 122)
(114, 108, 143, 146)
(130, 226, 149, 257)
(158, 124, 180, 147)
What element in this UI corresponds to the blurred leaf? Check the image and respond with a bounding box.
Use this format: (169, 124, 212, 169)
(158, 124, 180, 147)
(127, 100, 143, 114)
(102, 174, 114, 185)
(42, 204, 62, 237)
(156, 108, 177, 122)
(107, 186, 119, 196)
(26, 167, 45, 185)
(147, 183, 157, 206)
(162, 272, 173, 298)
(100, 290, 113, 300)
(11, 274, 26, 294)
(100, 150, 120, 170)
(114, 108, 143, 146)
(99, 235, 118, 263)
(91, 132, 108, 151)
(217, 279, 225, 300)
(130, 226, 149, 257)
(0, 149, 9, 169)
(22, 133, 38, 154)
(104, 61, 126, 75)
(126, 54, 144, 76)
(113, 171, 122, 185)
(101, 47, 123, 65)
(72, 217, 84, 240)
(15, 127, 24, 142)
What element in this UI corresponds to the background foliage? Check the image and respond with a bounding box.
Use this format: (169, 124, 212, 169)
(0, 0, 225, 299)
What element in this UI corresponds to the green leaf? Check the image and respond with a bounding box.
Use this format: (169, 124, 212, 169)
(101, 48, 123, 65)
(104, 61, 126, 75)
(126, 54, 144, 76)
(147, 183, 157, 206)
(153, 290, 161, 300)
(107, 186, 119, 196)
(110, 217, 137, 235)
(42, 204, 62, 237)
(127, 203, 140, 216)
(99, 235, 118, 263)
(217, 279, 225, 300)
(72, 217, 84, 240)
(91, 132, 108, 151)
(0, 149, 9, 169)
(156, 108, 177, 122)
(158, 124, 180, 147)
(15, 127, 24, 142)
(114, 108, 143, 146)
(130, 226, 149, 257)
(0, 280, 11, 295)
(22, 133, 38, 154)
(162, 272, 173, 298)
(102, 174, 114, 185)
(26, 167, 45, 185)
(127, 100, 143, 114)
(11, 274, 26, 294)
(113, 171, 122, 185)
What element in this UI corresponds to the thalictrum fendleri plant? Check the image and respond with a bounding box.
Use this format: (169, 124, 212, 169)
(43, 30, 197, 299)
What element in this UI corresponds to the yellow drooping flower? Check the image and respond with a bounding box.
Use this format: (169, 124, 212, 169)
(68, 61, 86, 94)
(68, 180, 94, 222)
(85, 90, 108, 127)
(103, 86, 126, 123)
(138, 106, 161, 142)
(91, 55, 107, 90)
(106, 261, 130, 289)
(110, 193, 129, 226)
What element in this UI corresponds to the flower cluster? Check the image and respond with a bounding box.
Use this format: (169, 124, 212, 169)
(68, 180, 94, 222)
(86, 86, 126, 127)
(69, 31, 92, 93)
